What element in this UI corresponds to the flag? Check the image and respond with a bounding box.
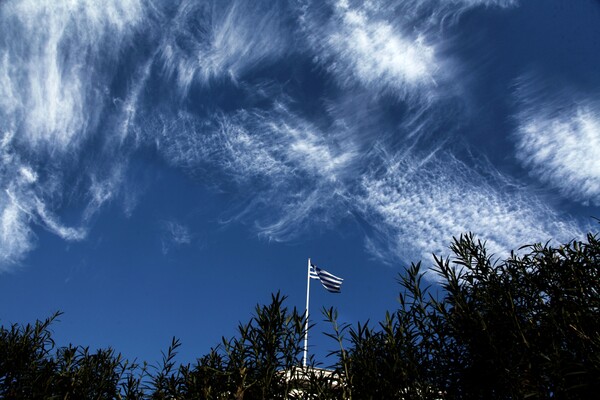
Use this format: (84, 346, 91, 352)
(310, 263, 343, 293)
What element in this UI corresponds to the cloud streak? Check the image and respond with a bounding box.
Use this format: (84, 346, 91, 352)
(514, 80, 600, 206)
(148, 100, 358, 241)
(301, 0, 439, 100)
(161, 220, 192, 255)
(157, 0, 293, 94)
(0, 0, 145, 269)
(357, 149, 584, 266)
(0, 0, 144, 151)
(0, 196, 35, 269)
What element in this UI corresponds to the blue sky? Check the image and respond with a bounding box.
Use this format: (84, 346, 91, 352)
(0, 0, 599, 366)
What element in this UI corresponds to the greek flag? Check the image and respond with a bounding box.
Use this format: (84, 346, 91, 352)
(310, 263, 343, 293)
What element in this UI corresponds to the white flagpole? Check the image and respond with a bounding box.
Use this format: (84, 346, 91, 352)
(303, 258, 311, 367)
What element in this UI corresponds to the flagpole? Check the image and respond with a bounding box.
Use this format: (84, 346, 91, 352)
(303, 258, 311, 367)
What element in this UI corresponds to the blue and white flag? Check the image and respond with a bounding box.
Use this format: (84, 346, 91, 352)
(310, 263, 343, 293)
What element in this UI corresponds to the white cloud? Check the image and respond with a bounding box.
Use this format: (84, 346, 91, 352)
(0, 0, 144, 151)
(34, 198, 87, 241)
(161, 220, 192, 255)
(0, 181, 85, 271)
(158, 0, 291, 94)
(517, 106, 600, 205)
(149, 95, 586, 266)
(0, 196, 35, 270)
(299, 0, 517, 100)
(515, 96, 600, 206)
(149, 102, 358, 241)
(154, 102, 357, 186)
(82, 163, 129, 221)
(358, 150, 584, 267)
(0, 0, 144, 270)
(329, 2, 436, 86)
(147, 74, 586, 267)
(303, 0, 438, 99)
(19, 167, 38, 184)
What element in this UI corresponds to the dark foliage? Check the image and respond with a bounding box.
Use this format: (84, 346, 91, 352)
(323, 233, 600, 399)
(0, 311, 137, 399)
(1, 233, 599, 399)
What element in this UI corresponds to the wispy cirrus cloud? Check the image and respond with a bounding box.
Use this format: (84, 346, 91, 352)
(0, 0, 144, 151)
(0, 0, 146, 270)
(514, 79, 600, 206)
(148, 101, 358, 241)
(158, 0, 293, 94)
(326, 0, 437, 90)
(0, 132, 86, 271)
(152, 101, 358, 182)
(357, 149, 584, 266)
(161, 220, 192, 255)
(148, 91, 586, 265)
(0, 196, 35, 269)
(299, 0, 517, 100)
(301, 0, 439, 99)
